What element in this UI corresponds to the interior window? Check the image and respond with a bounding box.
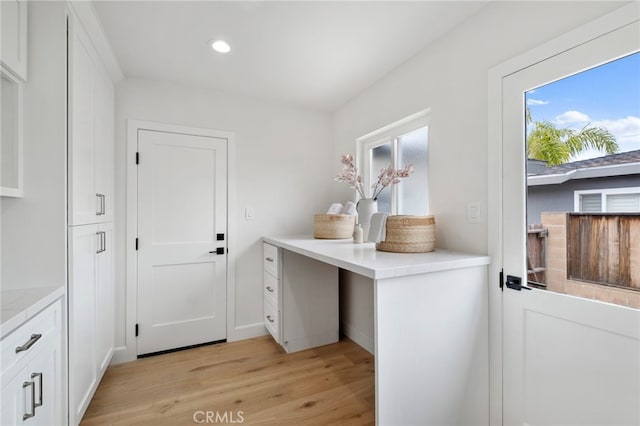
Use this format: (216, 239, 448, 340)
(357, 111, 429, 215)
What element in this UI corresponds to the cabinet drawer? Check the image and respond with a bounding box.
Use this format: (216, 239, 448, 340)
(264, 272, 279, 306)
(1, 299, 60, 378)
(263, 243, 279, 278)
(263, 298, 280, 343)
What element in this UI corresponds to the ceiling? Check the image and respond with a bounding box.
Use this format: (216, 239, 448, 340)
(94, 1, 489, 111)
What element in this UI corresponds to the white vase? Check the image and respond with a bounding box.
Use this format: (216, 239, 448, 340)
(356, 198, 378, 241)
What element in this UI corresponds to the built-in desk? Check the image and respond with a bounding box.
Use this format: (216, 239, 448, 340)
(263, 235, 490, 425)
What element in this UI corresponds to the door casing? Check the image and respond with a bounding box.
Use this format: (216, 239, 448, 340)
(114, 120, 237, 364)
(487, 3, 640, 424)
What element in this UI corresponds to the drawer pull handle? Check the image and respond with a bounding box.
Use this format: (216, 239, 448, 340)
(265, 257, 274, 262)
(16, 334, 42, 353)
(266, 286, 274, 293)
(31, 372, 43, 407)
(266, 315, 275, 323)
(23, 381, 36, 420)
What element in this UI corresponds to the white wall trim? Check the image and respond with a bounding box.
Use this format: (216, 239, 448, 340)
(487, 3, 639, 425)
(229, 323, 268, 342)
(67, 1, 124, 82)
(118, 119, 236, 363)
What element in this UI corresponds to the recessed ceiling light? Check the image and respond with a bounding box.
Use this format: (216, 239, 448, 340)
(210, 40, 231, 54)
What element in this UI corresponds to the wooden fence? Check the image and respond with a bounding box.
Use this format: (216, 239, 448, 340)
(567, 213, 640, 290)
(527, 225, 547, 285)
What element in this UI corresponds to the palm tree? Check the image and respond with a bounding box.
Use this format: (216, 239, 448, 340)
(526, 110, 619, 166)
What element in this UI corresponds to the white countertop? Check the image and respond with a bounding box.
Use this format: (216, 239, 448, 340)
(263, 235, 490, 280)
(1, 285, 65, 338)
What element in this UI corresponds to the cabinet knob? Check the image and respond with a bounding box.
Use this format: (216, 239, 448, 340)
(266, 315, 275, 323)
(266, 286, 274, 293)
(265, 257, 274, 262)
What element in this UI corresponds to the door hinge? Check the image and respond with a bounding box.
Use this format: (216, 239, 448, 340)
(136, 152, 140, 165)
(135, 238, 139, 250)
(499, 268, 504, 291)
(135, 323, 139, 337)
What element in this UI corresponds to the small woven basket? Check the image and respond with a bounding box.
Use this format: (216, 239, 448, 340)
(376, 215, 435, 253)
(313, 214, 356, 239)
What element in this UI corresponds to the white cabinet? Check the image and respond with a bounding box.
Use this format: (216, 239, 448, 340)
(68, 222, 114, 425)
(1, 0, 27, 197)
(1, 0, 28, 81)
(263, 243, 281, 343)
(1, 299, 63, 426)
(1, 68, 23, 197)
(67, 8, 115, 425)
(68, 12, 114, 225)
(262, 243, 339, 353)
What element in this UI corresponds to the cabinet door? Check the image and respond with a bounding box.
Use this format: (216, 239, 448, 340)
(0, 335, 61, 426)
(68, 14, 114, 226)
(68, 22, 97, 226)
(1, 364, 25, 426)
(94, 68, 114, 223)
(0, 0, 27, 80)
(68, 225, 98, 424)
(95, 222, 114, 373)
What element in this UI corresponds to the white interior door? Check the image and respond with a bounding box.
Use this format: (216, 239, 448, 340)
(137, 129, 227, 355)
(502, 21, 640, 425)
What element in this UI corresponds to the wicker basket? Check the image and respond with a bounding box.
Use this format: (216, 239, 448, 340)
(376, 215, 435, 253)
(313, 214, 356, 239)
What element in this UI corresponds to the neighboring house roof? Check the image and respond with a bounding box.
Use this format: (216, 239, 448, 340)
(527, 150, 640, 186)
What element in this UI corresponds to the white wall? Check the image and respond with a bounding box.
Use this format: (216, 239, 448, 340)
(113, 78, 334, 358)
(333, 1, 626, 351)
(1, 2, 67, 290)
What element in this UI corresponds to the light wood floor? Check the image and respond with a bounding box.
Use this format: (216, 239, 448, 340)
(82, 336, 375, 425)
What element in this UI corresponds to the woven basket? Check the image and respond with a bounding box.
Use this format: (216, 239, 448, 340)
(313, 214, 356, 239)
(376, 215, 435, 253)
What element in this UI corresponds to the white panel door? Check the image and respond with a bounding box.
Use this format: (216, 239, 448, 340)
(501, 22, 640, 425)
(137, 130, 227, 355)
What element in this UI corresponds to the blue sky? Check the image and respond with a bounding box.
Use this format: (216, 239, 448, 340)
(526, 52, 640, 161)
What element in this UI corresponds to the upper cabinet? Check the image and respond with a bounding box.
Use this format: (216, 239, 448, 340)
(1, 69, 23, 197)
(1, 0, 27, 197)
(68, 12, 114, 225)
(1, 0, 28, 81)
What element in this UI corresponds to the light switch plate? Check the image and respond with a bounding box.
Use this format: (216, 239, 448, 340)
(245, 207, 255, 221)
(467, 202, 480, 223)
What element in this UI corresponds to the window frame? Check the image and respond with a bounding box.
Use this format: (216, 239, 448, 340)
(356, 109, 430, 214)
(574, 186, 640, 212)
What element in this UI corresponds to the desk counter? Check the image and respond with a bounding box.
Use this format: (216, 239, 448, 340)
(263, 234, 489, 279)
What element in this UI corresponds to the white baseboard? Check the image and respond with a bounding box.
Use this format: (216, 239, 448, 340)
(109, 323, 268, 365)
(228, 322, 268, 342)
(110, 345, 135, 365)
(341, 321, 374, 354)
